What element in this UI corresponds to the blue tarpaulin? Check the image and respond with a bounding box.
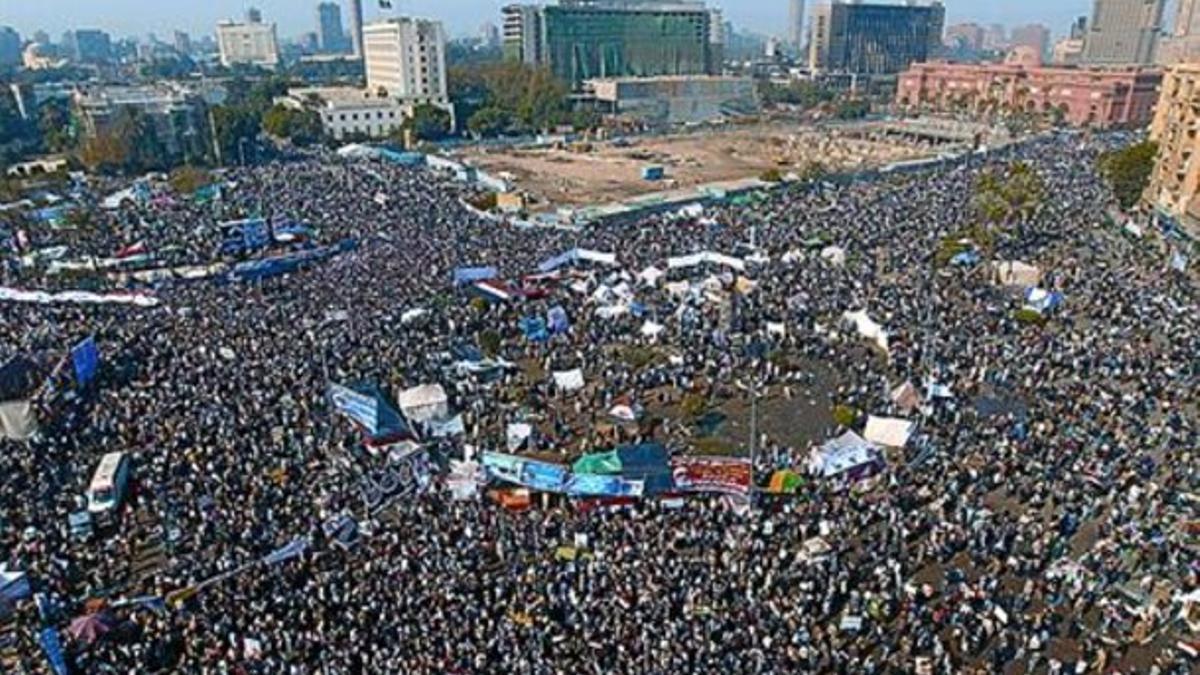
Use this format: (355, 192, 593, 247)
(71, 336, 99, 388)
(453, 266, 499, 285)
(521, 316, 549, 342)
(613, 443, 674, 495)
(228, 239, 356, 282)
(40, 628, 68, 675)
(950, 250, 980, 266)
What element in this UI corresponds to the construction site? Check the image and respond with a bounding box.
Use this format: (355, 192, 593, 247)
(459, 119, 983, 215)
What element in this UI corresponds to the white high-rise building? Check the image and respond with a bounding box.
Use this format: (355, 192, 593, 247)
(216, 19, 280, 68)
(789, 0, 806, 51)
(363, 18, 448, 103)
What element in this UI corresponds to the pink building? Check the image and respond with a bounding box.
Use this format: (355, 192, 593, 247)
(896, 61, 1162, 129)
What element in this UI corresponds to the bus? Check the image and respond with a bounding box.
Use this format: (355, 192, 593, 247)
(87, 452, 131, 518)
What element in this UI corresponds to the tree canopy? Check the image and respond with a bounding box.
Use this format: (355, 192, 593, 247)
(1098, 141, 1158, 211)
(449, 63, 573, 137)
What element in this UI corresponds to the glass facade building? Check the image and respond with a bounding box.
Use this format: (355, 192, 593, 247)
(810, 1, 945, 75)
(505, 2, 718, 87)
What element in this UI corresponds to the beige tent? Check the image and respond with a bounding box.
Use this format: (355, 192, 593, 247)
(864, 416, 915, 448)
(992, 261, 1041, 287)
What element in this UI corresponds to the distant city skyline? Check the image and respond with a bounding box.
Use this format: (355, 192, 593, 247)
(3, 0, 1098, 43)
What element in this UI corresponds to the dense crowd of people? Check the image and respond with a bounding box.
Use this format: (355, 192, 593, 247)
(1, 131, 1197, 674)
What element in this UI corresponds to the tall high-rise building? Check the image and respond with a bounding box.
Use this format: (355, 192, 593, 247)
(363, 18, 448, 102)
(480, 22, 502, 49)
(502, 1, 720, 88)
(318, 2, 348, 53)
(1159, 0, 1200, 63)
(348, 0, 365, 58)
(0, 27, 21, 67)
(809, 1, 945, 75)
(33, 31, 50, 47)
(982, 23, 1007, 51)
(216, 18, 280, 68)
(1010, 24, 1051, 58)
(1174, 0, 1200, 36)
(789, 0, 806, 51)
(65, 29, 113, 64)
(502, 5, 544, 64)
(173, 30, 193, 56)
(1069, 17, 1088, 41)
(1081, 0, 1165, 65)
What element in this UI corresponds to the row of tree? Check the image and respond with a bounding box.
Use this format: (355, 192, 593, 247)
(450, 62, 598, 138)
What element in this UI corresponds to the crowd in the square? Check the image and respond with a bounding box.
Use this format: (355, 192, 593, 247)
(0, 131, 1197, 674)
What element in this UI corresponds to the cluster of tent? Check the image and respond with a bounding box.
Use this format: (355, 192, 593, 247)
(481, 445, 753, 501)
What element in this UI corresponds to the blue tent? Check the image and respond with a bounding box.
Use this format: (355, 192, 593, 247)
(613, 443, 674, 495)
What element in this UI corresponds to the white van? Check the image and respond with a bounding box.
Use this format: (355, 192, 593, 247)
(87, 452, 131, 517)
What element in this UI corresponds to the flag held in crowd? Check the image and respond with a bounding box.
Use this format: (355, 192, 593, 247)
(72, 336, 100, 389)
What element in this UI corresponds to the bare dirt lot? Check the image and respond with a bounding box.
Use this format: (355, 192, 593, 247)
(461, 121, 938, 212)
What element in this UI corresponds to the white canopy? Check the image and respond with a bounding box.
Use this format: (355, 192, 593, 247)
(863, 416, 915, 448)
(809, 431, 881, 478)
(397, 384, 449, 423)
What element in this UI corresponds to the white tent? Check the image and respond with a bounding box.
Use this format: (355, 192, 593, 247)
(820, 245, 846, 267)
(842, 310, 890, 355)
(890, 381, 920, 412)
(397, 384, 449, 424)
(992, 261, 1041, 287)
(553, 369, 585, 392)
(864, 416, 915, 448)
(809, 431, 881, 478)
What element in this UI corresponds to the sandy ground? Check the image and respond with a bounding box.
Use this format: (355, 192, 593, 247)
(461, 122, 938, 212)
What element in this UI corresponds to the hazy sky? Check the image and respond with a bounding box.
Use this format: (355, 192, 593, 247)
(2, 0, 1104, 42)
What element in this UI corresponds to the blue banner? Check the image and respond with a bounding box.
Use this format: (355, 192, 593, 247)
(453, 266, 499, 285)
(329, 383, 379, 434)
(39, 628, 68, 675)
(565, 474, 644, 497)
(72, 336, 99, 388)
(548, 306, 569, 334)
(482, 452, 568, 492)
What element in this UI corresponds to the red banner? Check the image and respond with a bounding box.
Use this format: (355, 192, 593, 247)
(670, 457, 752, 496)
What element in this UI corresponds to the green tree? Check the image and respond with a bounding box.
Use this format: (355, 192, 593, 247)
(403, 104, 452, 142)
(973, 161, 1045, 250)
(38, 99, 73, 153)
(468, 106, 512, 137)
(211, 105, 260, 165)
(168, 166, 211, 194)
(262, 104, 323, 146)
(1098, 141, 1158, 211)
